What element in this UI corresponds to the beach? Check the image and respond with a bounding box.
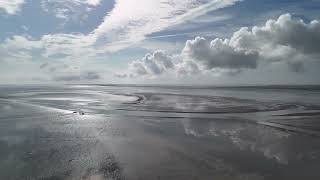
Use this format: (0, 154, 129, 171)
(1, 85, 320, 180)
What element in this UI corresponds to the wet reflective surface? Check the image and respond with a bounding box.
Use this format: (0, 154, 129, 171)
(1, 85, 320, 180)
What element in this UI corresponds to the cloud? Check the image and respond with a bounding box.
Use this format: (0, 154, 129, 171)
(229, 14, 320, 53)
(170, 0, 239, 26)
(0, 0, 24, 15)
(86, 0, 101, 6)
(288, 60, 304, 73)
(41, 0, 101, 23)
(114, 73, 128, 78)
(128, 50, 175, 77)
(41, 0, 102, 9)
(38, 60, 101, 82)
(0, 36, 42, 63)
(122, 13, 320, 78)
(0, 0, 240, 65)
(183, 36, 258, 69)
(0, 34, 97, 62)
(93, 0, 241, 48)
(39, 62, 70, 73)
(53, 71, 101, 81)
(228, 13, 320, 69)
(184, 13, 320, 71)
(175, 60, 200, 75)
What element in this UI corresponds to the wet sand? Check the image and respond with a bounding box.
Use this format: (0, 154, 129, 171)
(1, 85, 320, 180)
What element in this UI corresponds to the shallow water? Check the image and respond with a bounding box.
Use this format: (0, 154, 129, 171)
(1, 85, 320, 180)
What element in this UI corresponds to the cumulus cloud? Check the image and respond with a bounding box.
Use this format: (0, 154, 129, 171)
(128, 50, 175, 77)
(235, 14, 320, 55)
(229, 13, 320, 70)
(121, 13, 320, 78)
(184, 13, 320, 72)
(175, 60, 200, 75)
(183, 37, 258, 69)
(0, 0, 24, 15)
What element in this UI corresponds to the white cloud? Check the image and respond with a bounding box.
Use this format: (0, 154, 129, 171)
(183, 36, 258, 69)
(128, 50, 175, 77)
(86, 0, 101, 6)
(0, 0, 24, 15)
(42, 0, 101, 8)
(122, 13, 320, 78)
(175, 60, 200, 75)
(237, 14, 320, 54)
(2, 12, 319, 82)
(0, 0, 240, 64)
(170, 0, 239, 26)
(0, 36, 42, 63)
(228, 13, 320, 70)
(0, 34, 97, 62)
(40, 1, 86, 25)
(41, 0, 101, 26)
(2, 36, 42, 50)
(40, 0, 239, 45)
(186, 13, 320, 71)
(93, 0, 241, 46)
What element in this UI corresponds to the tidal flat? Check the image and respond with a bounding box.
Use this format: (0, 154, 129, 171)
(1, 85, 320, 180)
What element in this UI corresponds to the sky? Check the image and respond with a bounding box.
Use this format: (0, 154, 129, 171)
(0, 0, 319, 85)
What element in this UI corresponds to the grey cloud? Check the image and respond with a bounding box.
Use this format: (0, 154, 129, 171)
(82, 71, 101, 80)
(47, 53, 70, 59)
(114, 73, 128, 78)
(53, 71, 101, 82)
(39, 61, 101, 81)
(288, 61, 305, 73)
(39, 62, 49, 69)
(40, 62, 70, 73)
(53, 75, 81, 81)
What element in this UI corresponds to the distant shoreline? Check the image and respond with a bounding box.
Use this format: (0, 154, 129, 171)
(91, 84, 320, 90)
(2, 84, 320, 91)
